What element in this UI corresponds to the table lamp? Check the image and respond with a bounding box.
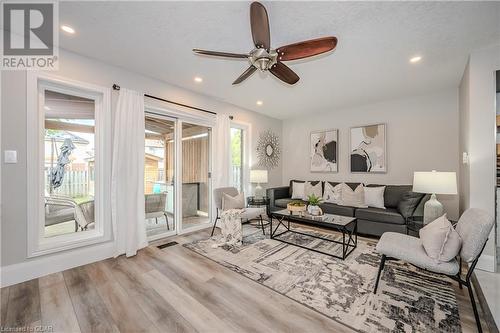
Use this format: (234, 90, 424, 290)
(412, 170, 457, 224)
(250, 170, 268, 199)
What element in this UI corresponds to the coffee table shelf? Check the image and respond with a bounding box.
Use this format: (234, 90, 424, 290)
(269, 210, 357, 260)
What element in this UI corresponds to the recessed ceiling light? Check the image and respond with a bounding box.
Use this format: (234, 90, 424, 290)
(194, 77, 203, 83)
(61, 25, 75, 34)
(256, 100, 263, 106)
(44, 106, 50, 110)
(409, 56, 422, 63)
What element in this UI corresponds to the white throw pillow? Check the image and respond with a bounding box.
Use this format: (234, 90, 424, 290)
(340, 184, 367, 208)
(419, 214, 462, 262)
(364, 186, 386, 209)
(323, 182, 343, 204)
(222, 192, 245, 211)
(305, 181, 322, 199)
(291, 181, 305, 200)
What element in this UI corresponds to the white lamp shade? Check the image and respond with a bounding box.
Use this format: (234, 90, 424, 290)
(250, 170, 268, 183)
(413, 171, 457, 195)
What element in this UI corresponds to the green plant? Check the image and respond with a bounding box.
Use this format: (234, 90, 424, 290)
(307, 194, 323, 206)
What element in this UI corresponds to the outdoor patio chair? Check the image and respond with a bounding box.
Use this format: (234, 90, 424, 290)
(45, 195, 93, 232)
(211, 187, 266, 236)
(145, 192, 170, 230)
(373, 208, 494, 333)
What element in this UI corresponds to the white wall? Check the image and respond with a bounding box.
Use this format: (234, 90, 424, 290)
(1, 49, 282, 284)
(282, 90, 460, 220)
(458, 43, 500, 272)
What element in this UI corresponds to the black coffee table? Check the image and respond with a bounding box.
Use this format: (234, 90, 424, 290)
(269, 209, 357, 260)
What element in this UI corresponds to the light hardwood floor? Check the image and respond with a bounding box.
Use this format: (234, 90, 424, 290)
(0, 227, 492, 333)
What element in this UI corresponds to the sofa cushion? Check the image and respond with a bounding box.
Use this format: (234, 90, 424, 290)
(367, 184, 412, 208)
(320, 202, 356, 217)
(355, 207, 405, 225)
(398, 191, 426, 218)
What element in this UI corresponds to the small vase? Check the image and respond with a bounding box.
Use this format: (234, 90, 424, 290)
(307, 205, 320, 216)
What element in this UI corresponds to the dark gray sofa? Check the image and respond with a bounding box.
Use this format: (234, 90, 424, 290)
(266, 180, 429, 237)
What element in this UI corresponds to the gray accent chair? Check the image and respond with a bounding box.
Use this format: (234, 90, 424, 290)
(374, 208, 495, 333)
(145, 193, 170, 230)
(211, 187, 266, 236)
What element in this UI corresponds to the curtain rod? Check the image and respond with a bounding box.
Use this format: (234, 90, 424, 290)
(112, 84, 217, 116)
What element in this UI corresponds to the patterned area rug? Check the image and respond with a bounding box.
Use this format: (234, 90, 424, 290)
(184, 225, 461, 333)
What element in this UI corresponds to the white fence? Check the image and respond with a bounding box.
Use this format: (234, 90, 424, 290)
(45, 169, 91, 197)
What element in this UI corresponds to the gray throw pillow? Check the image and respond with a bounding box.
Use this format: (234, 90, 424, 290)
(397, 191, 425, 218)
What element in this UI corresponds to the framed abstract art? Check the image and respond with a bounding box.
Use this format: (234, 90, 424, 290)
(310, 129, 338, 172)
(350, 124, 386, 173)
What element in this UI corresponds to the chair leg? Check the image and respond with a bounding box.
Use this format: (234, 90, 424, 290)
(467, 284, 483, 333)
(164, 213, 169, 230)
(373, 254, 386, 294)
(155, 217, 158, 224)
(259, 215, 265, 235)
(211, 217, 219, 236)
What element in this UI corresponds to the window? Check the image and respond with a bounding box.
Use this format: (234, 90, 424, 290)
(27, 73, 111, 257)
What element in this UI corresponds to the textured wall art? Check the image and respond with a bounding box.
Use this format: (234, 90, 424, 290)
(256, 129, 280, 169)
(350, 124, 386, 173)
(310, 129, 338, 172)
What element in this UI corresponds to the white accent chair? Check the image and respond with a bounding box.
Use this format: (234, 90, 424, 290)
(211, 187, 266, 236)
(374, 208, 494, 333)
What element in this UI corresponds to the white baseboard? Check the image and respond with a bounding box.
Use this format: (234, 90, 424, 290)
(0, 241, 115, 287)
(476, 254, 496, 273)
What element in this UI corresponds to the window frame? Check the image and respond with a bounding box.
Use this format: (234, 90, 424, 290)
(27, 72, 112, 257)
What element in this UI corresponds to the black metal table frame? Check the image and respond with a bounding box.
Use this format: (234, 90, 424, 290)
(269, 213, 357, 260)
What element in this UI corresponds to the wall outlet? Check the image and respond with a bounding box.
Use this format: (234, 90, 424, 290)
(4, 150, 17, 164)
(462, 152, 469, 164)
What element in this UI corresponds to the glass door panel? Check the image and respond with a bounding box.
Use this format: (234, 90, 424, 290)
(181, 122, 211, 229)
(144, 115, 176, 239)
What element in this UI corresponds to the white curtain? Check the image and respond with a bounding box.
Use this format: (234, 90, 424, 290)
(214, 113, 231, 189)
(111, 88, 148, 257)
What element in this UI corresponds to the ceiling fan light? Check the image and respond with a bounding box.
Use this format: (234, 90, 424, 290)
(255, 58, 269, 70)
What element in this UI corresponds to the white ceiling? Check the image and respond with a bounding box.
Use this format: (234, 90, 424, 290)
(59, 1, 500, 119)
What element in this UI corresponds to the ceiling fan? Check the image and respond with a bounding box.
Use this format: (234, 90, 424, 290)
(193, 1, 338, 85)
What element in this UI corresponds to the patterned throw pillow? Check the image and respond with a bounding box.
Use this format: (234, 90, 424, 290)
(323, 182, 342, 204)
(222, 192, 245, 210)
(419, 214, 462, 262)
(340, 183, 367, 208)
(305, 181, 322, 199)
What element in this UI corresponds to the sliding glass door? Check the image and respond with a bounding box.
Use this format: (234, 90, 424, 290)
(144, 114, 176, 239)
(181, 122, 211, 230)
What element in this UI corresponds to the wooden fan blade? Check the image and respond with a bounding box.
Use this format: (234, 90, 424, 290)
(232, 66, 257, 85)
(250, 2, 270, 50)
(269, 62, 299, 85)
(193, 49, 248, 59)
(276, 37, 338, 61)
